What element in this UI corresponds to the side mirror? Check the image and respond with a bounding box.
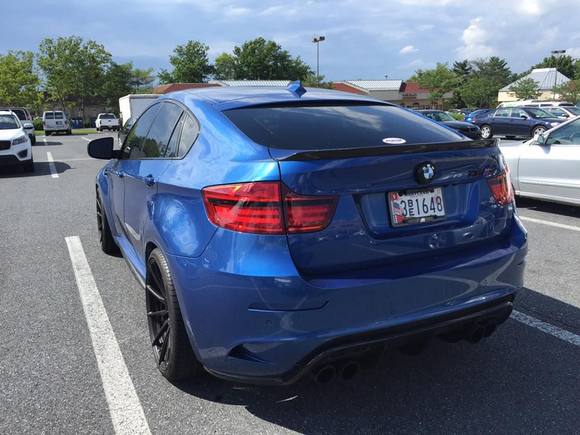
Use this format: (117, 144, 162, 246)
(88, 137, 118, 159)
(520, 115, 528, 119)
(534, 133, 547, 145)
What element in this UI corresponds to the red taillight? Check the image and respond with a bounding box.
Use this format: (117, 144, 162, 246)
(487, 170, 514, 206)
(202, 182, 337, 235)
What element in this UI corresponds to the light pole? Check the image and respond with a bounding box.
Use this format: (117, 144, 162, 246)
(312, 35, 325, 87)
(551, 49, 566, 98)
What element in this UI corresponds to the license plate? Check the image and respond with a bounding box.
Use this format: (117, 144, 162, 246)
(388, 187, 446, 226)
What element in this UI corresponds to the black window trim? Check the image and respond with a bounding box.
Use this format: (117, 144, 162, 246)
(119, 99, 200, 161)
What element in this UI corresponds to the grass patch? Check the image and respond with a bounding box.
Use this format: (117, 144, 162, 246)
(35, 128, 98, 136)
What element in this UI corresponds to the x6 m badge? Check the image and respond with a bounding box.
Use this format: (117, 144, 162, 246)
(415, 162, 436, 184)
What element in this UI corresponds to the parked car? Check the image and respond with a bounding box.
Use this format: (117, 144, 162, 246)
(476, 107, 562, 139)
(96, 113, 120, 131)
(88, 86, 527, 385)
(465, 109, 492, 124)
(417, 110, 481, 139)
(42, 111, 71, 135)
(501, 116, 580, 206)
(541, 105, 580, 119)
(497, 100, 575, 108)
(0, 107, 36, 144)
(0, 110, 33, 172)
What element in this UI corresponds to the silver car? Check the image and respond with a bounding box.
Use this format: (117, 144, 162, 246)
(501, 116, 580, 206)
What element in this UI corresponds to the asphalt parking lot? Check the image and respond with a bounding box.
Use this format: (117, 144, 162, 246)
(0, 136, 579, 434)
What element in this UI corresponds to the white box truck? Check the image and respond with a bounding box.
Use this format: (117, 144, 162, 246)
(118, 94, 159, 126)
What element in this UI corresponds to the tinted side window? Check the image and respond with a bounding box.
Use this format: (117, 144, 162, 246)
(55, 112, 64, 119)
(12, 109, 26, 120)
(177, 115, 199, 157)
(495, 109, 509, 117)
(546, 118, 580, 145)
(165, 115, 184, 158)
(509, 109, 526, 118)
(141, 102, 183, 158)
(45, 112, 54, 120)
(122, 103, 161, 159)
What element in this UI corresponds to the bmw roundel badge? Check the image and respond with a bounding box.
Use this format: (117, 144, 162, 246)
(415, 161, 436, 184)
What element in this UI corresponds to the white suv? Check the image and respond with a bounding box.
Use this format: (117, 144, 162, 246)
(95, 113, 120, 131)
(43, 111, 71, 135)
(0, 110, 33, 172)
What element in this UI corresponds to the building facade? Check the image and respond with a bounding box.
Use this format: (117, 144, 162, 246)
(497, 68, 570, 103)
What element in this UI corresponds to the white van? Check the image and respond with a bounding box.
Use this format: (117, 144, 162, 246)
(42, 111, 71, 135)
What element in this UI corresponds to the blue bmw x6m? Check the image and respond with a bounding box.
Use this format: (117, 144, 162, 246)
(88, 83, 527, 385)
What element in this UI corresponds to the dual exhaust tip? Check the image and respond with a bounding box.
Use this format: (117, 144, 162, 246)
(312, 360, 360, 385)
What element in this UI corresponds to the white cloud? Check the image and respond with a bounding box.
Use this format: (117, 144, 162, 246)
(456, 17, 494, 59)
(515, 0, 543, 16)
(566, 47, 580, 57)
(400, 45, 418, 54)
(225, 6, 251, 16)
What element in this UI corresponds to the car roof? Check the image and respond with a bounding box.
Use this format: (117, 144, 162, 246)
(162, 86, 389, 111)
(0, 110, 17, 116)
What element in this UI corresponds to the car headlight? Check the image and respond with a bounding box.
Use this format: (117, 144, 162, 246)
(550, 122, 560, 127)
(12, 135, 28, 145)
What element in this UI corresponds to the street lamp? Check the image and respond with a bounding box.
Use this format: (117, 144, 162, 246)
(312, 35, 326, 87)
(551, 49, 566, 98)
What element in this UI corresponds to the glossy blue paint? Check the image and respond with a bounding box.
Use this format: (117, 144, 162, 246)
(95, 86, 527, 383)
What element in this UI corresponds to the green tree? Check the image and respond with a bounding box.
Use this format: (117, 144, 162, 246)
(214, 37, 312, 81)
(101, 62, 133, 109)
(509, 77, 541, 100)
(471, 57, 513, 87)
(158, 40, 213, 83)
(459, 76, 498, 108)
(451, 59, 473, 107)
(533, 54, 576, 79)
(303, 73, 332, 88)
(0, 51, 40, 107)
(130, 67, 155, 92)
(37, 36, 111, 121)
(553, 79, 580, 103)
(412, 63, 457, 106)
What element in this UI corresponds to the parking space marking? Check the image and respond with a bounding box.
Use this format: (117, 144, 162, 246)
(46, 152, 58, 179)
(512, 310, 580, 347)
(65, 236, 151, 435)
(519, 216, 580, 233)
(43, 137, 47, 146)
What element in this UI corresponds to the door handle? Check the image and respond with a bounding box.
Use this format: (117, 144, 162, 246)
(143, 174, 156, 187)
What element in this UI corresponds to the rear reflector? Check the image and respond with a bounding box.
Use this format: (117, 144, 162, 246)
(487, 170, 514, 206)
(202, 182, 337, 235)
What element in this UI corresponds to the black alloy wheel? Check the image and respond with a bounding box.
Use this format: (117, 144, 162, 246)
(146, 248, 201, 382)
(96, 195, 119, 255)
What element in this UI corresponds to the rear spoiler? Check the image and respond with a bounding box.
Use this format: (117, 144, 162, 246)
(275, 139, 498, 161)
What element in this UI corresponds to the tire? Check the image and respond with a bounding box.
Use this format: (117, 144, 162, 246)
(31, 136, 36, 145)
(66, 129, 72, 135)
(532, 126, 546, 137)
(146, 248, 202, 382)
(480, 125, 493, 139)
(96, 195, 120, 255)
(96, 127, 100, 132)
(504, 135, 516, 140)
(23, 157, 34, 173)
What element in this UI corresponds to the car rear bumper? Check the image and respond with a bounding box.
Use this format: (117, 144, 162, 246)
(168, 216, 527, 384)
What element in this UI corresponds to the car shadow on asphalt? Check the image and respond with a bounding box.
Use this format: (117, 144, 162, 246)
(516, 197, 580, 219)
(34, 141, 62, 146)
(0, 161, 71, 178)
(174, 288, 579, 434)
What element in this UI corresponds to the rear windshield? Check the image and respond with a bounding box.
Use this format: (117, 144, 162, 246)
(54, 112, 64, 119)
(224, 103, 464, 150)
(44, 112, 54, 119)
(0, 114, 20, 130)
(100, 114, 116, 119)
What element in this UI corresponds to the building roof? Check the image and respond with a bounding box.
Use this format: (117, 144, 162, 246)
(210, 80, 291, 87)
(154, 83, 220, 94)
(331, 82, 367, 95)
(400, 81, 430, 94)
(343, 80, 404, 92)
(500, 68, 570, 92)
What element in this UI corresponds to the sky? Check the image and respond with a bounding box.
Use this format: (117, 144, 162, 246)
(2, 0, 580, 81)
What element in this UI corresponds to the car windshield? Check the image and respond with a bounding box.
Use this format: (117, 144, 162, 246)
(567, 107, 580, 115)
(425, 111, 455, 122)
(225, 103, 464, 150)
(0, 114, 20, 129)
(525, 108, 553, 118)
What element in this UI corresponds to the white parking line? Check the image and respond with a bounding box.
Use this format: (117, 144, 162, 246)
(512, 310, 580, 347)
(46, 152, 58, 179)
(519, 216, 580, 233)
(81, 137, 91, 142)
(65, 236, 151, 435)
